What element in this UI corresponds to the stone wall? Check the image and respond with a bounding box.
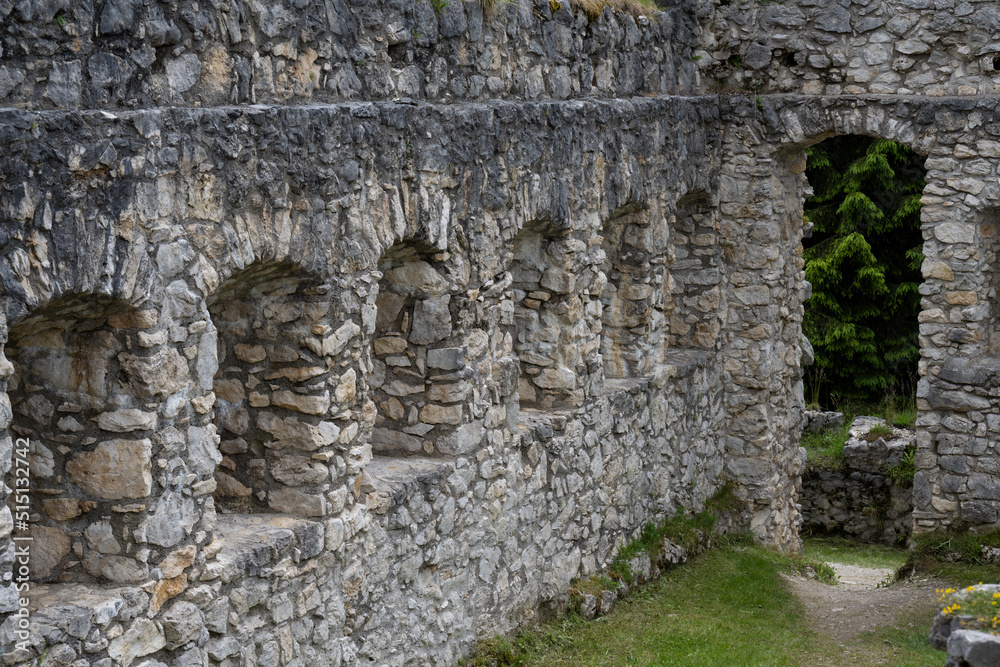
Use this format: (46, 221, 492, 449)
(6, 0, 1000, 663)
(698, 0, 1000, 97)
(800, 417, 914, 545)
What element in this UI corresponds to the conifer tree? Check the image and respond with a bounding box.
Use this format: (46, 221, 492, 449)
(802, 136, 925, 405)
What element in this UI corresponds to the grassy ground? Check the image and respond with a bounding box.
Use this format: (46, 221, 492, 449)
(800, 398, 918, 468)
(465, 537, 954, 666)
(803, 535, 908, 570)
(469, 545, 815, 666)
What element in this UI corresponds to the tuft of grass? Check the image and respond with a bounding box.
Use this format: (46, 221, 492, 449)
(911, 528, 1000, 566)
(886, 445, 916, 487)
(861, 423, 895, 442)
(570, 0, 661, 19)
(800, 420, 851, 468)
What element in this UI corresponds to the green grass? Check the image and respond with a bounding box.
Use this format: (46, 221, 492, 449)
(849, 607, 944, 666)
(803, 535, 909, 571)
(800, 420, 851, 468)
(467, 545, 816, 666)
(466, 539, 953, 666)
(801, 396, 917, 469)
(907, 528, 1000, 585)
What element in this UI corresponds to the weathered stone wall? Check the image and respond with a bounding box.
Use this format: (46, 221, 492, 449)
(0, 91, 752, 664)
(800, 417, 915, 545)
(698, 0, 1000, 96)
(0, 0, 702, 109)
(7, 0, 1000, 663)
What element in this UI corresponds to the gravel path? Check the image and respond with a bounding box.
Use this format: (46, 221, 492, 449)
(783, 562, 943, 665)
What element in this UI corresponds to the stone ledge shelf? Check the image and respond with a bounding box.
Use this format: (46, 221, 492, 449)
(0, 584, 130, 663)
(366, 455, 456, 510)
(204, 514, 325, 584)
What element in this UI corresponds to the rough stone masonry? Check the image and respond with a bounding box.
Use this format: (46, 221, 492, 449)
(0, 0, 998, 664)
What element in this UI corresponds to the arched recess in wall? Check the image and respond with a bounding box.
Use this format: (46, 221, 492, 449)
(668, 191, 721, 350)
(3, 294, 159, 583)
(509, 220, 593, 410)
(599, 202, 669, 378)
(208, 261, 350, 517)
(370, 241, 479, 457)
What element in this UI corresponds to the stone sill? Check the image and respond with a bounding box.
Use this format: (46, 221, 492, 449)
(367, 455, 455, 508)
(204, 514, 325, 584)
(2, 583, 129, 654)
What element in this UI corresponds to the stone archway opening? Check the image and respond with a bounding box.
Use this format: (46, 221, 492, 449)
(599, 202, 668, 379)
(800, 134, 926, 411)
(369, 240, 474, 457)
(208, 261, 340, 518)
(797, 134, 927, 545)
(4, 294, 154, 583)
(509, 220, 590, 410)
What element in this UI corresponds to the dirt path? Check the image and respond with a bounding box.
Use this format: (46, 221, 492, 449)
(783, 563, 943, 665)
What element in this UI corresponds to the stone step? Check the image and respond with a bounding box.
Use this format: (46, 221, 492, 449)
(366, 455, 455, 509)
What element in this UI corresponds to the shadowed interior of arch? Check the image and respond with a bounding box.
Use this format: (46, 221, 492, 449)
(4, 293, 148, 583)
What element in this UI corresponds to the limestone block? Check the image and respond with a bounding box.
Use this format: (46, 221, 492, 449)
(272, 389, 331, 415)
(257, 413, 340, 450)
(41, 498, 84, 521)
(534, 367, 575, 389)
(234, 343, 267, 363)
(540, 268, 575, 294)
(66, 439, 152, 499)
(374, 336, 408, 355)
(335, 369, 357, 403)
(271, 456, 330, 486)
(410, 295, 452, 345)
(108, 619, 166, 666)
(419, 403, 463, 425)
(386, 261, 449, 296)
(370, 427, 423, 453)
(214, 378, 246, 403)
(427, 380, 472, 403)
(269, 487, 328, 516)
(161, 601, 204, 649)
(425, 347, 465, 371)
(119, 347, 191, 399)
(97, 408, 157, 432)
(302, 320, 360, 358)
(159, 545, 196, 578)
(30, 524, 70, 578)
(934, 222, 975, 244)
(138, 489, 197, 548)
(83, 554, 149, 582)
(85, 520, 121, 554)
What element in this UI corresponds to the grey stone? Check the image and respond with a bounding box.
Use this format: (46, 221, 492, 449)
(410, 295, 452, 345)
(166, 54, 202, 93)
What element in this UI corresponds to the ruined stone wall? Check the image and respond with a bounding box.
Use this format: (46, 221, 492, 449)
(697, 0, 1000, 96)
(12, 0, 1000, 663)
(0, 86, 754, 664)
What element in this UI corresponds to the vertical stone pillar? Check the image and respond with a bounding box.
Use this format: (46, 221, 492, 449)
(718, 143, 810, 552)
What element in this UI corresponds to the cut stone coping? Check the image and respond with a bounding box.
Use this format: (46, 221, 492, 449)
(366, 455, 455, 507)
(0, 583, 129, 652)
(208, 514, 325, 583)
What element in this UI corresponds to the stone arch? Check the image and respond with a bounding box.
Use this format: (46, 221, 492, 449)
(509, 220, 594, 410)
(2, 293, 170, 584)
(599, 202, 670, 377)
(208, 261, 348, 517)
(669, 190, 721, 350)
(369, 241, 478, 456)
